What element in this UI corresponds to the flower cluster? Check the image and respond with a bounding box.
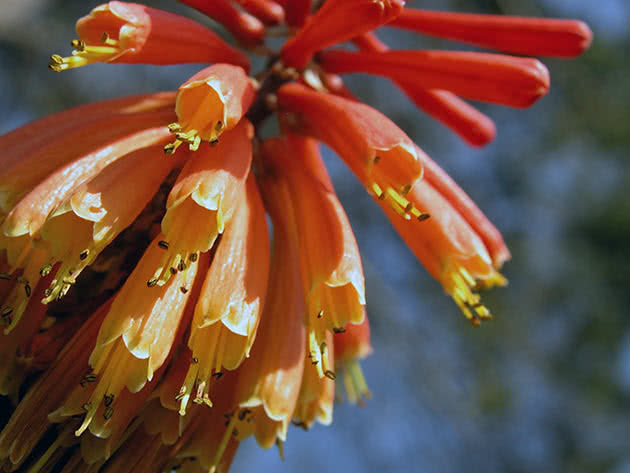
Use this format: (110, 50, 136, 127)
(0, 1, 591, 472)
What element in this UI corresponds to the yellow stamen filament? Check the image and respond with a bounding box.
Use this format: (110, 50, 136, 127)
(179, 324, 230, 414)
(48, 33, 121, 72)
(446, 265, 505, 326)
(341, 360, 371, 406)
(209, 410, 239, 473)
(371, 183, 430, 221)
(307, 330, 333, 378)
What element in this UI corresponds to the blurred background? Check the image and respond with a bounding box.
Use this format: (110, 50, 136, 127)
(1, 0, 628, 472)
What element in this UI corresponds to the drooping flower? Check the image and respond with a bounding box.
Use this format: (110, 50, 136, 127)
(49, 1, 250, 71)
(0, 1, 591, 472)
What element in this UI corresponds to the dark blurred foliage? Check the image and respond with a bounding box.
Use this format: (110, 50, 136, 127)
(1, 0, 629, 472)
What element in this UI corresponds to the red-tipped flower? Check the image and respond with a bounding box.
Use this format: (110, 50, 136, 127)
(320, 48, 550, 108)
(390, 9, 593, 58)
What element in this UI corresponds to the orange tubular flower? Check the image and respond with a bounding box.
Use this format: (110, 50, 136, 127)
(49, 2, 250, 71)
(231, 172, 306, 448)
(158, 120, 253, 284)
(320, 49, 550, 108)
(0, 1, 592, 472)
(421, 150, 510, 268)
(390, 9, 593, 58)
(180, 175, 270, 413)
(353, 33, 496, 147)
(334, 315, 372, 405)
(281, 0, 405, 69)
(277, 82, 424, 215)
(260, 135, 366, 378)
(166, 64, 256, 153)
(378, 178, 507, 325)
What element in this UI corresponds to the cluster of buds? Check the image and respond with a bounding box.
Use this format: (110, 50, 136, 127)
(0, 1, 591, 472)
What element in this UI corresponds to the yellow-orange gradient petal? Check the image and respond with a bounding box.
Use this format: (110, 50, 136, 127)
(232, 171, 306, 444)
(380, 179, 507, 325)
(2, 126, 172, 239)
(166, 64, 255, 153)
(50, 2, 250, 71)
(277, 82, 423, 212)
(260, 135, 365, 379)
(262, 136, 365, 328)
(181, 175, 270, 412)
(0, 93, 175, 216)
(157, 120, 253, 285)
(293, 331, 335, 429)
(65, 239, 202, 440)
(192, 175, 269, 346)
(40, 140, 184, 303)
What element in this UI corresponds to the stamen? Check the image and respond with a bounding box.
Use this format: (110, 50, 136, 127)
(209, 411, 239, 473)
(101, 32, 119, 47)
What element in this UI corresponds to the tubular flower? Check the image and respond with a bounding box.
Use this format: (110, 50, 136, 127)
(0, 1, 590, 472)
(320, 48, 550, 108)
(166, 64, 256, 153)
(259, 135, 366, 378)
(390, 9, 593, 58)
(281, 0, 405, 69)
(277, 82, 425, 214)
(353, 32, 496, 147)
(49, 1, 250, 71)
(378, 177, 507, 325)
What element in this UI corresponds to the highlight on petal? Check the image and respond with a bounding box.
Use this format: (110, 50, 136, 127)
(319, 49, 550, 108)
(233, 0, 285, 25)
(378, 179, 507, 325)
(49, 1, 250, 71)
(166, 64, 256, 154)
(40, 140, 183, 303)
(390, 9, 593, 58)
(179, 0, 266, 44)
(281, 0, 405, 69)
(353, 33, 496, 147)
(277, 82, 423, 215)
(179, 175, 270, 413)
(231, 199, 306, 446)
(0, 92, 176, 217)
(157, 120, 253, 285)
(259, 135, 366, 378)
